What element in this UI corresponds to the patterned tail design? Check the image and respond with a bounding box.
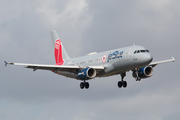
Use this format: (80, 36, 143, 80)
(54, 39, 64, 65)
(51, 30, 71, 65)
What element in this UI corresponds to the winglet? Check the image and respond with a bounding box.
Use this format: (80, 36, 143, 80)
(172, 57, 175, 62)
(4, 61, 8, 66)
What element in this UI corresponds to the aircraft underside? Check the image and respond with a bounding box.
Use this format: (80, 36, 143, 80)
(55, 68, 139, 89)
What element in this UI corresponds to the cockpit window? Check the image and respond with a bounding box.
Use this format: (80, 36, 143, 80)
(134, 49, 150, 54)
(140, 50, 146, 52)
(146, 50, 149, 52)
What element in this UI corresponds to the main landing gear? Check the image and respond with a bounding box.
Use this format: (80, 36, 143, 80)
(133, 68, 141, 81)
(118, 73, 127, 88)
(80, 81, 89, 89)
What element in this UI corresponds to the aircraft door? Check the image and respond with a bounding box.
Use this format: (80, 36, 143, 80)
(125, 48, 131, 60)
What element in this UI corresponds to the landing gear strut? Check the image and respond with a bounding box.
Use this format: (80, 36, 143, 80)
(133, 68, 141, 81)
(118, 73, 127, 88)
(80, 81, 89, 89)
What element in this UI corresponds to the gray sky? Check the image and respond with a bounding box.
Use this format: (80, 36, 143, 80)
(0, 0, 179, 120)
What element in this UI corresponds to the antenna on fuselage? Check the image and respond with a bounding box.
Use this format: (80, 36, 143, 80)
(133, 44, 136, 46)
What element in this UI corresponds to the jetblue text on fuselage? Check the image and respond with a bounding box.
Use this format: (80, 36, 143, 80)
(107, 51, 123, 62)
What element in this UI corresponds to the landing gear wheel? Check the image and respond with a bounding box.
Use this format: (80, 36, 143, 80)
(136, 77, 141, 81)
(80, 82, 85, 89)
(118, 81, 122, 88)
(85, 82, 89, 89)
(122, 81, 127, 88)
(118, 73, 127, 88)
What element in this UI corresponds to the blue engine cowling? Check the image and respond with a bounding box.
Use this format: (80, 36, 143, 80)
(133, 66, 153, 79)
(76, 67, 96, 80)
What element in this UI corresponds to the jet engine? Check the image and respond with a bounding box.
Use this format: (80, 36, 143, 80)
(76, 67, 96, 80)
(133, 66, 153, 79)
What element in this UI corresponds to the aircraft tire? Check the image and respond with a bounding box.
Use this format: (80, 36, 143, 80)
(122, 81, 127, 88)
(136, 77, 141, 81)
(85, 82, 89, 89)
(118, 81, 122, 88)
(80, 82, 85, 89)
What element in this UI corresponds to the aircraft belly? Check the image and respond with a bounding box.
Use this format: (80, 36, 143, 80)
(96, 70, 124, 77)
(97, 60, 127, 77)
(56, 71, 93, 81)
(56, 71, 77, 79)
(98, 59, 134, 77)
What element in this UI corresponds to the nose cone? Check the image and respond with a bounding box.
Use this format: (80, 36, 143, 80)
(141, 53, 153, 65)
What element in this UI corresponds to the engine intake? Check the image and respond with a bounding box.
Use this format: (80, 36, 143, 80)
(76, 67, 96, 80)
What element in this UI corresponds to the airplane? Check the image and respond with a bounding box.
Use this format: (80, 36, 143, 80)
(4, 30, 175, 89)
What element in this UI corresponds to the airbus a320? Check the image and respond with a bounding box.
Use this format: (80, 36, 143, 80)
(5, 30, 175, 89)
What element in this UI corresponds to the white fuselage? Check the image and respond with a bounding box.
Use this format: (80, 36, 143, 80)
(56, 45, 153, 79)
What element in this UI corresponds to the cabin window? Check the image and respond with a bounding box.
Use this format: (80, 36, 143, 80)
(80, 62, 85, 64)
(88, 60, 93, 63)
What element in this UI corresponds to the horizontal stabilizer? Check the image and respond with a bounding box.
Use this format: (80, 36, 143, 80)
(4, 61, 8, 66)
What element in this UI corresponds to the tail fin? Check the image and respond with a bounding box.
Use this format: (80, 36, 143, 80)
(50, 30, 71, 65)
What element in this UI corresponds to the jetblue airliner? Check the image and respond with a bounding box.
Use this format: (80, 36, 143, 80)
(5, 30, 175, 89)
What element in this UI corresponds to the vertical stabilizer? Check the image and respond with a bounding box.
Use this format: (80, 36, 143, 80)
(50, 30, 71, 65)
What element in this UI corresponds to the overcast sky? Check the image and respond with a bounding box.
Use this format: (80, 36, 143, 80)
(0, 0, 179, 120)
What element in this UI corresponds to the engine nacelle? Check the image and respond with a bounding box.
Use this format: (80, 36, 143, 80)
(76, 67, 96, 80)
(133, 66, 153, 79)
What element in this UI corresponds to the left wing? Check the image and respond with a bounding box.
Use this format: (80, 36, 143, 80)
(149, 57, 175, 67)
(4, 61, 104, 73)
